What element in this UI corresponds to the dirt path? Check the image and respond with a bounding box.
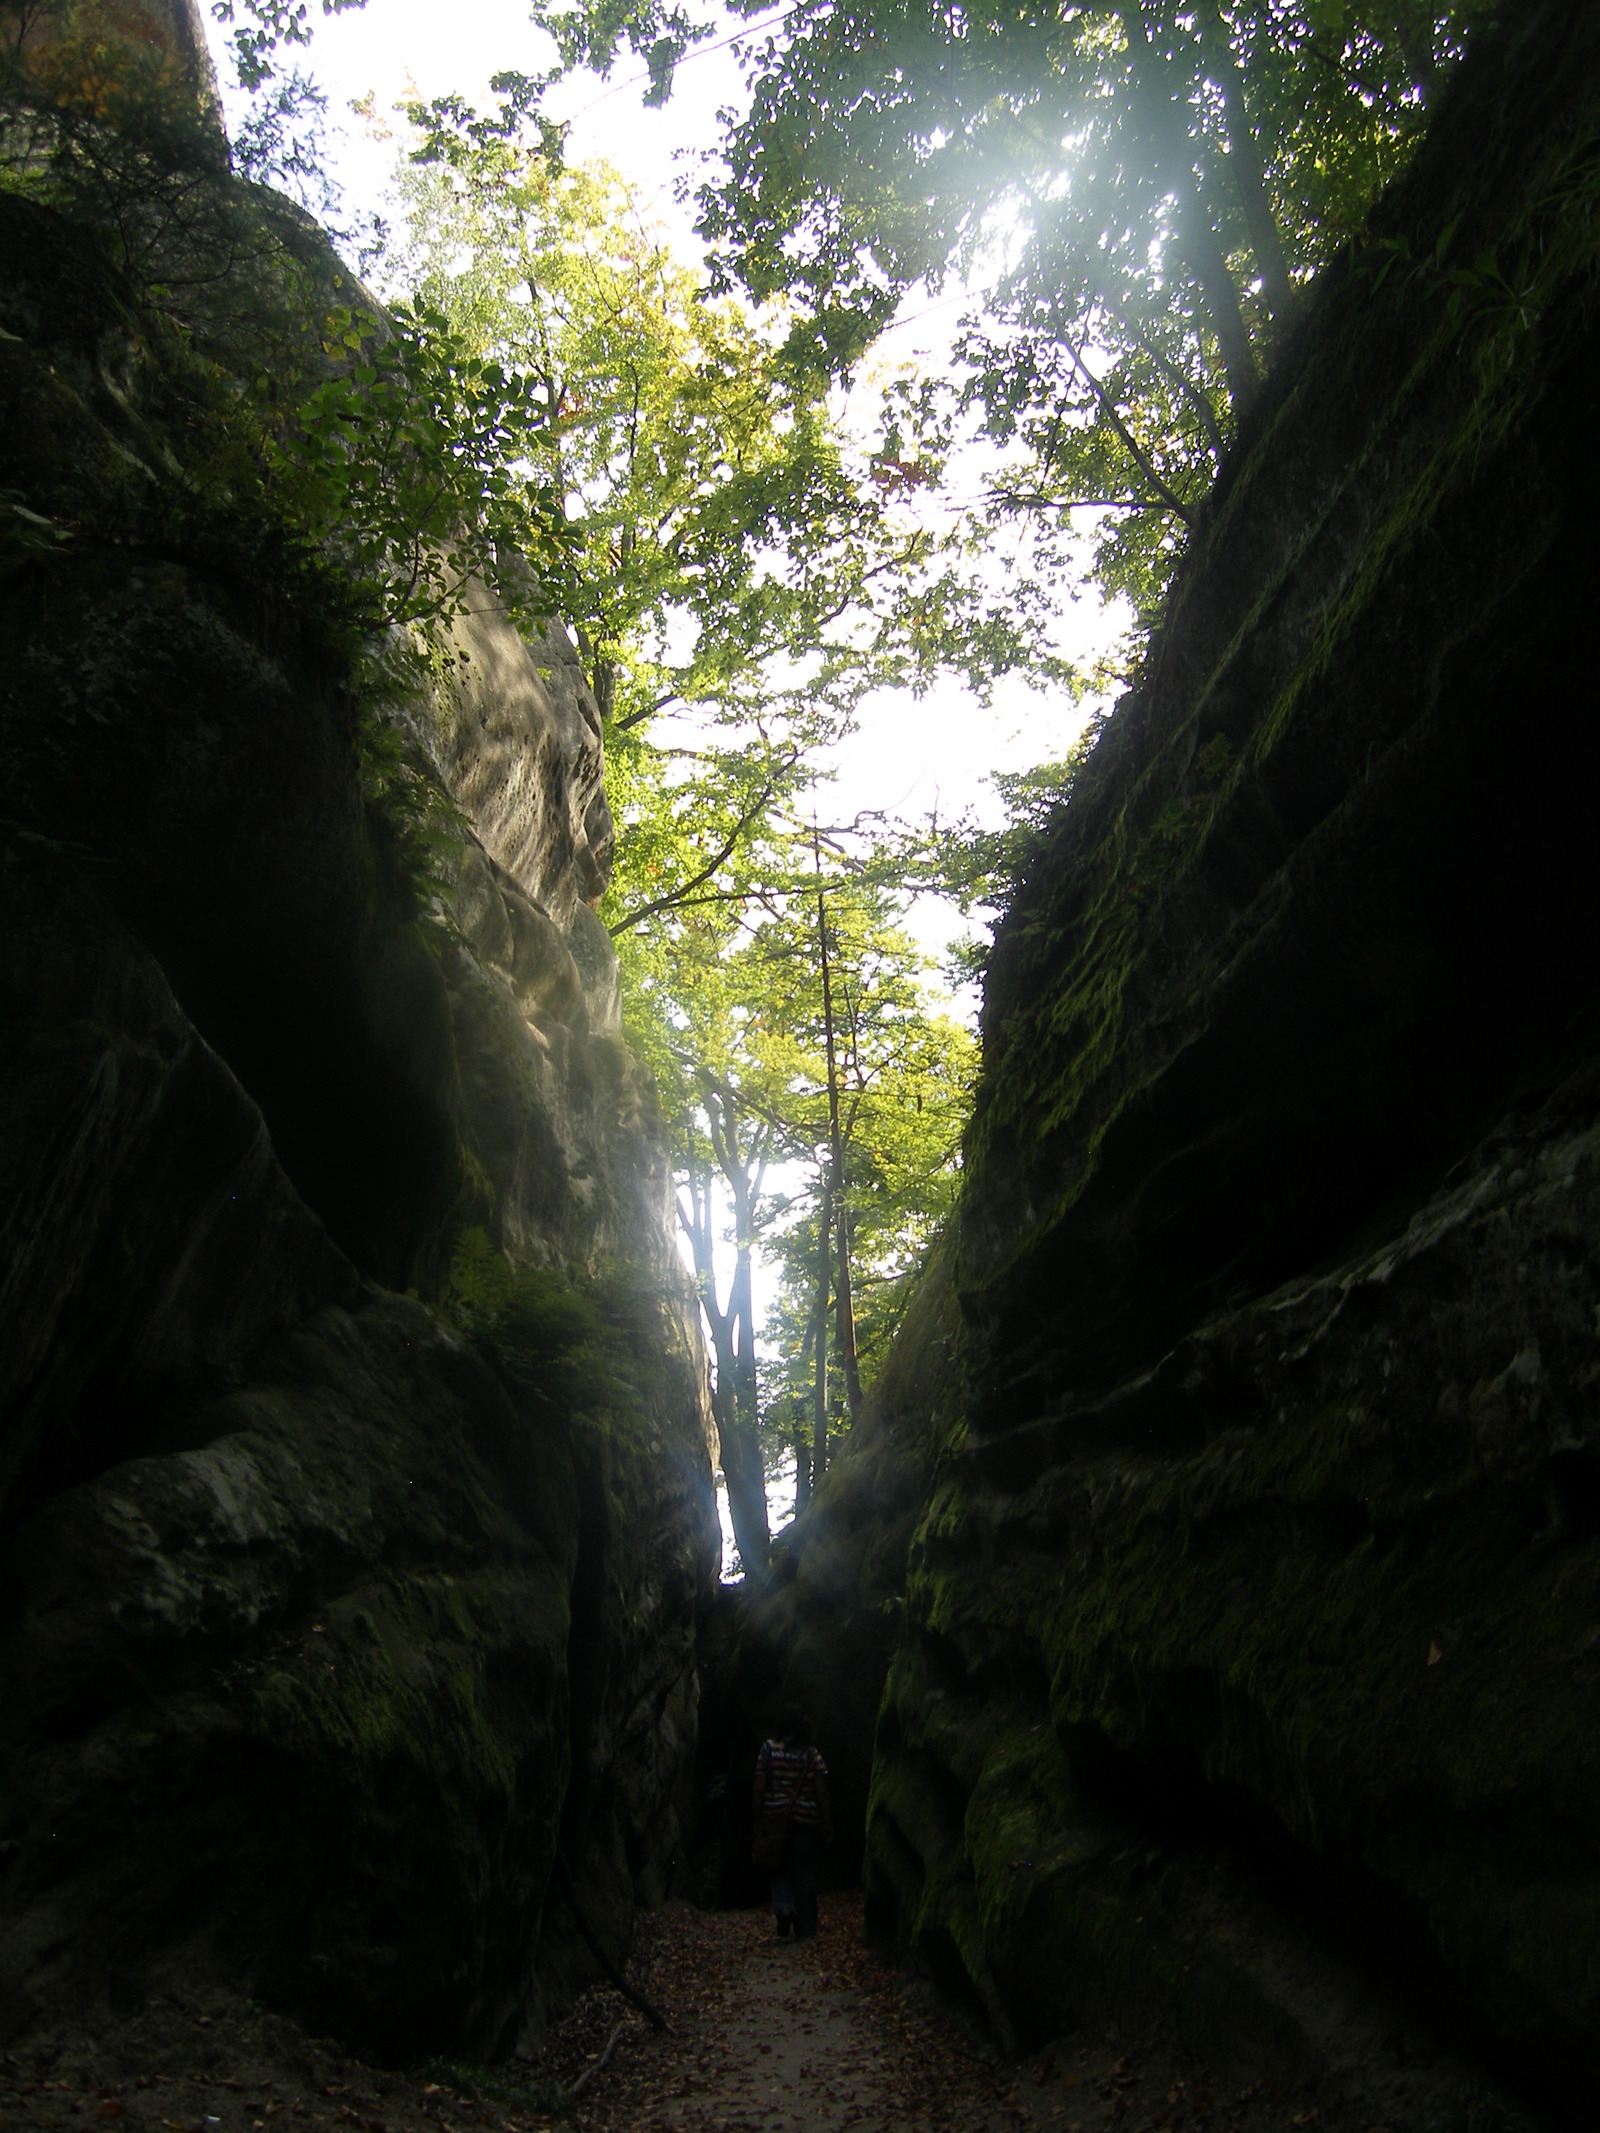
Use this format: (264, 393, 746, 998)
(0, 1898, 1508, 2133)
(569, 1896, 1029, 2133)
(548, 1899, 1330, 2133)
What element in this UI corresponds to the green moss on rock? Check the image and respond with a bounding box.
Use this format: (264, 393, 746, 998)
(847, 10, 1600, 2111)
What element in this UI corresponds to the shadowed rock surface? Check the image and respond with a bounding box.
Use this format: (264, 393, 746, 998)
(0, 89, 717, 2060)
(728, 4, 1600, 2119)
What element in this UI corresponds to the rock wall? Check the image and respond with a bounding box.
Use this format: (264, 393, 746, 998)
(17, 0, 216, 93)
(750, 1, 1600, 2115)
(0, 117, 717, 2060)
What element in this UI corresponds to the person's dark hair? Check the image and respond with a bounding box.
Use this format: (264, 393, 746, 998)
(773, 1703, 811, 1747)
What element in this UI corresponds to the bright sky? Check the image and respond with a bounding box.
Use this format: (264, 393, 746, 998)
(202, 0, 1118, 1567)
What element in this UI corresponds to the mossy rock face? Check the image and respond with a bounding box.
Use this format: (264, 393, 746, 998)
(0, 178, 685, 1308)
(866, 1650, 1317, 2078)
(872, 1080, 1600, 2086)
(0, 773, 715, 2067)
(963, 4, 1600, 1421)
(0, 147, 717, 2056)
(851, 4, 1600, 2111)
(0, 845, 569, 2055)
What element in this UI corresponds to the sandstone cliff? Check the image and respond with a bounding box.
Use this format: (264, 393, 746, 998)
(741, 3, 1600, 2117)
(0, 87, 717, 2060)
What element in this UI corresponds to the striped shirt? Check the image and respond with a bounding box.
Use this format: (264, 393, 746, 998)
(758, 1739, 827, 1825)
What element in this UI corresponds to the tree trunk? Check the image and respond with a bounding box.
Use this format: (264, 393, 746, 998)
(592, 655, 616, 725)
(678, 1155, 769, 1577)
(815, 885, 862, 1424)
(793, 1430, 813, 1514)
(1118, 2, 1258, 412)
(721, 1252, 767, 1575)
(1197, 1, 1294, 329)
(724, 1125, 767, 1570)
(730, 1248, 762, 1452)
(708, 1286, 768, 1578)
(719, 1403, 771, 1579)
(812, 1181, 831, 1485)
(1184, 191, 1260, 411)
(834, 1194, 861, 1420)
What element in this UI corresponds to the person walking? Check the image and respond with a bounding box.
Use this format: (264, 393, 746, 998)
(751, 1705, 833, 1940)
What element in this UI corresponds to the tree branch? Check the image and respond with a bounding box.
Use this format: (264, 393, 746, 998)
(1063, 340, 1196, 526)
(606, 776, 783, 936)
(611, 687, 684, 732)
(1100, 291, 1228, 465)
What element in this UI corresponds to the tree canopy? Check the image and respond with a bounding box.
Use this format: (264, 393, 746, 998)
(377, 92, 979, 1563)
(542, 0, 1494, 616)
